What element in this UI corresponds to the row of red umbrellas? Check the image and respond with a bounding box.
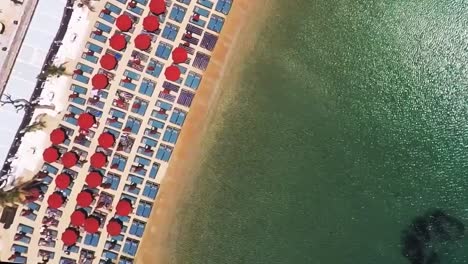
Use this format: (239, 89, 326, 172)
(56, 171, 104, 190)
(116, 14, 160, 33)
(62, 217, 124, 245)
(43, 148, 79, 167)
(61, 199, 133, 245)
(164, 48, 188, 81)
(43, 137, 113, 169)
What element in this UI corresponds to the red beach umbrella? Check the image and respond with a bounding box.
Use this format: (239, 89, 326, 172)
(70, 209, 87, 226)
(116, 14, 133, 32)
(172, 47, 188, 64)
(116, 199, 133, 216)
(109, 34, 127, 51)
(91, 74, 109, 90)
(98, 132, 115, 148)
(55, 173, 72, 189)
(76, 190, 94, 207)
(61, 151, 78, 168)
(164, 65, 181, 81)
(84, 217, 100, 233)
(43, 147, 60, 163)
(100, 54, 118, 70)
(47, 192, 64, 209)
(50, 128, 66, 144)
(149, 0, 166, 15)
(106, 218, 123, 236)
(85, 171, 103, 188)
(77, 113, 95, 129)
(143, 15, 159, 32)
(90, 152, 107, 168)
(61, 228, 79, 246)
(134, 34, 152, 51)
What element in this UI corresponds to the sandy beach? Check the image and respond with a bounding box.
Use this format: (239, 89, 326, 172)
(135, 1, 274, 263)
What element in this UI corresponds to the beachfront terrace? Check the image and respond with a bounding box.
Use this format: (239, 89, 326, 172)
(1, 0, 232, 263)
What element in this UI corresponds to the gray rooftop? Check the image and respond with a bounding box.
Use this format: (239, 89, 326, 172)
(0, 0, 67, 164)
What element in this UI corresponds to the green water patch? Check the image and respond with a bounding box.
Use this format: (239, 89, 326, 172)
(174, 1, 468, 263)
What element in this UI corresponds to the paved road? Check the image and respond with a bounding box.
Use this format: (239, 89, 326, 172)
(0, 0, 39, 95)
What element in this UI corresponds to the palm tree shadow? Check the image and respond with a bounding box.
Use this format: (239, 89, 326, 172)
(401, 209, 465, 264)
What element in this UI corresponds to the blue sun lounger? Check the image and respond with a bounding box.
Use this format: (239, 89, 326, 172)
(185, 71, 202, 89)
(156, 145, 173, 161)
(76, 63, 94, 74)
(16, 235, 31, 244)
(11, 244, 28, 254)
(128, 5, 144, 15)
(108, 119, 123, 129)
(148, 119, 165, 129)
(124, 70, 141, 81)
(73, 74, 90, 84)
(142, 137, 158, 147)
(104, 174, 120, 190)
(146, 60, 164, 78)
(170, 4, 187, 22)
(105, 2, 122, 14)
(190, 16, 206, 27)
(135, 156, 151, 167)
(177, 0, 191, 5)
(82, 53, 98, 64)
(207, 14, 224, 33)
(70, 84, 88, 94)
(163, 127, 180, 144)
(112, 155, 127, 171)
(194, 6, 210, 17)
(103, 250, 118, 260)
(95, 21, 112, 33)
(197, 0, 213, 9)
(131, 99, 148, 116)
(149, 163, 160, 179)
(110, 108, 126, 119)
(170, 108, 187, 126)
(125, 117, 142, 134)
(215, 0, 232, 15)
(86, 106, 102, 118)
(162, 23, 179, 41)
(155, 42, 172, 60)
(152, 110, 167, 121)
(71, 97, 86, 106)
(17, 224, 33, 234)
(120, 80, 136, 91)
(91, 32, 107, 43)
(85, 42, 103, 54)
(139, 79, 156, 96)
(99, 12, 115, 24)
(156, 100, 173, 111)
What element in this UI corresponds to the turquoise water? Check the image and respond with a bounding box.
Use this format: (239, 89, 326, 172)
(175, 1, 468, 263)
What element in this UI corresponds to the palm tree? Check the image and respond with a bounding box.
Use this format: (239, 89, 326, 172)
(78, 0, 96, 12)
(0, 188, 23, 207)
(21, 120, 47, 133)
(39, 62, 70, 79)
(0, 179, 43, 207)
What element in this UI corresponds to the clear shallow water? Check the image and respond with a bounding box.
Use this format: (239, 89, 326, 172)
(174, 1, 468, 263)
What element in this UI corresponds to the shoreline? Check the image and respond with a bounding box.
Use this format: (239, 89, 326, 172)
(135, 1, 274, 263)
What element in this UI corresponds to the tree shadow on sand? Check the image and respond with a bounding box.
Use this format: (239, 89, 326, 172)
(402, 209, 465, 264)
